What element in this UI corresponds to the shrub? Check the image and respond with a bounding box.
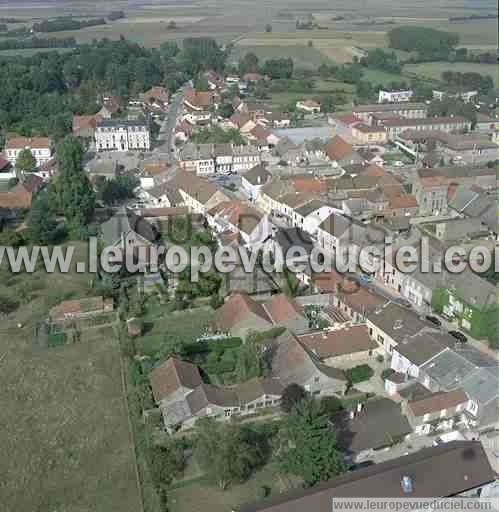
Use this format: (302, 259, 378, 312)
(345, 364, 374, 385)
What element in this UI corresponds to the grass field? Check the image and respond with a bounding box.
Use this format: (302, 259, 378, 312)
(231, 43, 334, 69)
(405, 61, 497, 81)
(0, 241, 142, 511)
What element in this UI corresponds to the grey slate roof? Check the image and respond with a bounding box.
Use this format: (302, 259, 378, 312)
(101, 207, 157, 246)
(336, 398, 412, 454)
(237, 441, 495, 511)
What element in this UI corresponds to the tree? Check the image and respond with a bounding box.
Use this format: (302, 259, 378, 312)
(238, 52, 259, 75)
(193, 74, 210, 92)
(15, 148, 36, 173)
(27, 193, 59, 244)
(280, 383, 307, 413)
(160, 41, 179, 59)
(236, 337, 265, 381)
(275, 398, 346, 486)
(344, 364, 374, 385)
(218, 101, 235, 119)
(49, 136, 95, 237)
(263, 58, 293, 79)
(195, 419, 267, 490)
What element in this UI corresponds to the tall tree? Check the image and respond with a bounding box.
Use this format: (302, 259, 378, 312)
(195, 419, 266, 490)
(236, 337, 265, 381)
(15, 148, 37, 173)
(275, 398, 346, 486)
(27, 193, 59, 244)
(50, 136, 95, 237)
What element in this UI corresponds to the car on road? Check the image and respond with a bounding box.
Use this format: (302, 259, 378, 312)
(448, 330, 467, 343)
(397, 298, 412, 308)
(393, 160, 404, 167)
(425, 315, 442, 327)
(350, 460, 374, 471)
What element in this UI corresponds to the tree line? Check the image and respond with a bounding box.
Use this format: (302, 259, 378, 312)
(33, 17, 107, 33)
(0, 36, 76, 51)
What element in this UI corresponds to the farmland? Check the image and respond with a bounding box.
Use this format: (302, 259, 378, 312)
(404, 62, 497, 82)
(0, 242, 142, 512)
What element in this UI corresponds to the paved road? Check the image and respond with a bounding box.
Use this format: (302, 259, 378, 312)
(155, 89, 185, 163)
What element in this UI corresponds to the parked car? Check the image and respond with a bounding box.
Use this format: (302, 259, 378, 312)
(425, 315, 442, 327)
(359, 273, 372, 285)
(393, 160, 404, 167)
(350, 460, 374, 471)
(449, 330, 468, 343)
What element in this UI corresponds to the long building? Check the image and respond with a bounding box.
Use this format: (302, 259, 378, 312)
(4, 136, 52, 168)
(381, 116, 471, 138)
(352, 102, 428, 124)
(95, 118, 150, 152)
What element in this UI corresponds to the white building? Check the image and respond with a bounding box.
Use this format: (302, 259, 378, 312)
(378, 89, 414, 103)
(5, 137, 52, 168)
(95, 119, 150, 152)
(433, 89, 478, 103)
(232, 145, 261, 173)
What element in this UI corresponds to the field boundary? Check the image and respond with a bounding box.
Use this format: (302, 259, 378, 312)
(119, 345, 146, 512)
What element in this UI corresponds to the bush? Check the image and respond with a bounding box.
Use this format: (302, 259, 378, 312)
(345, 364, 374, 385)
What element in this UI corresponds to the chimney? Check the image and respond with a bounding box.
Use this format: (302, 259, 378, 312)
(401, 476, 413, 493)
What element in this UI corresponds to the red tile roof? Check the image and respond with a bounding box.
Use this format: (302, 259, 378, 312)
(5, 136, 50, 150)
(299, 325, 377, 358)
(0, 183, 33, 209)
(211, 292, 271, 332)
(150, 357, 203, 403)
(324, 135, 356, 161)
(388, 194, 418, 209)
(264, 294, 303, 324)
(407, 389, 468, 418)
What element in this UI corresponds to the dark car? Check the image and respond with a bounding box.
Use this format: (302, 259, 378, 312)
(350, 460, 374, 471)
(449, 330, 468, 343)
(425, 315, 442, 327)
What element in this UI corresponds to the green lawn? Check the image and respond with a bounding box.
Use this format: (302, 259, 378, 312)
(363, 68, 406, 86)
(137, 305, 215, 358)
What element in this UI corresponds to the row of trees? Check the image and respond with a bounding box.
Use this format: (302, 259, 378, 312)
(360, 48, 402, 74)
(0, 36, 76, 51)
(387, 26, 459, 56)
(33, 17, 107, 33)
(441, 71, 494, 94)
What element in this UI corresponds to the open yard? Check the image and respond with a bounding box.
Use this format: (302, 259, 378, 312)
(170, 462, 296, 512)
(0, 241, 142, 511)
(137, 304, 215, 358)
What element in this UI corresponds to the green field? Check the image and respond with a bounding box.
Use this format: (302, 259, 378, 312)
(405, 62, 497, 81)
(363, 68, 407, 86)
(0, 242, 142, 512)
(231, 44, 334, 69)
